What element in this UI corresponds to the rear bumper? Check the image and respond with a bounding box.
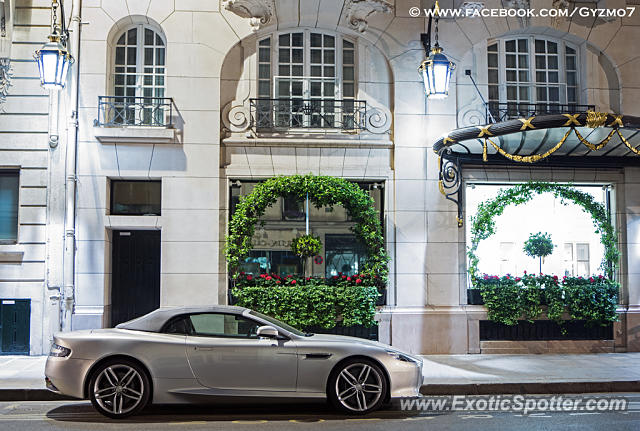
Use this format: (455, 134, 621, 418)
(45, 357, 94, 399)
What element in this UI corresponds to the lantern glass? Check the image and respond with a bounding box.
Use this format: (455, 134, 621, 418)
(419, 48, 455, 99)
(35, 38, 73, 90)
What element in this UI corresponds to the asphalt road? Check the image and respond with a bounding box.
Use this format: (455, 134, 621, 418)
(0, 394, 638, 431)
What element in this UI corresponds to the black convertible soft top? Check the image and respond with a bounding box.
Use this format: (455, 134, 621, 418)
(115, 305, 248, 332)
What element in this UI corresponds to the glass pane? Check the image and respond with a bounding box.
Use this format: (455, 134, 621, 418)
(567, 87, 576, 103)
(566, 56, 576, 70)
(258, 80, 270, 97)
(518, 55, 528, 68)
(156, 34, 164, 46)
(311, 65, 322, 76)
(547, 41, 558, 54)
(115, 47, 125, 65)
(324, 81, 335, 97)
(507, 86, 516, 100)
(324, 35, 335, 47)
(324, 50, 335, 64)
(535, 55, 546, 69)
(115, 74, 124, 85)
(549, 71, 558, 83)
(292, 49, 303, 63)
(117, 33, 125, 45)
(144, 75, 152, 86)
(259, 37, 271, 47)
(278, 65, 289, 76)
(279, 34, 290, 47)
(343, 39, 354, 49)
(126, 75, 136, 86)
(155, 75, 164, 86)
(506, 70, 516, 82)
(505, 40, 516, 52)
(292, 32, 303, 47)
(259, 64, 270, 79)
(343, 50, 354, 64)
(188, 314, 259, 338)
(519, 71, 529, 82)
(324, 66, 335, 77)
(259, 47, 270, 62)
(549, 86, 559, 101)
(343, 82, 354, 97)
(506, 54, 516, 68)
(519, 86, 529, 100)
(487, 53, 498, 68)
(127, 28, 137, 45)
(311, 49, 322, 63)
(311, 81, 322, 96)
(343, 66, 354, 81)
(487, 43, 498, 52)
(536, 71, 546, 83)
(537, 87, 547, 101)
(311, 33, 322, 47)
(279, 49, 290, 63)
(488, 85, 499, 100)
(111, 181, 161, 215)
(144, 48, 153, 65)
(0, 172, 19, 242)
(535, 39, 545, 53)
(518, 39, 528, 52)
(127, 47, 136, 65)
(291, 81, 303, 96)
(145, 28, 154, 45)
(548, 56, 558, 69)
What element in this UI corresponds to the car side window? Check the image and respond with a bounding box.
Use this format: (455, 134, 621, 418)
(163, 316, 191, 335)
(188, 313, 260, 338)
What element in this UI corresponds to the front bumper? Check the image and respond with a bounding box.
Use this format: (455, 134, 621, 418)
(45, 356, 94, 399)
(387, 357, 423, 398)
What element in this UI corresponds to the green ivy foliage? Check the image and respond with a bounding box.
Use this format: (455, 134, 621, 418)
(231, 283, 379, 329)
(226, 175, 390, 286)
(475, 274, 618, 327)
(468, 182, 619, 281)
(291, 234, 322, 258)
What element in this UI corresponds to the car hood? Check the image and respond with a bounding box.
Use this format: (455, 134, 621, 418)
(301, 333, 390, 348)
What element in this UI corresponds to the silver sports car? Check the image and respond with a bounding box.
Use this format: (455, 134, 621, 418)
(45, 305, 423, 418)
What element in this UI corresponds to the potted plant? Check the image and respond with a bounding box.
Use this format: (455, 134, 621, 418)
(291, 234, 322, 278)
(523, 232, 555, 273)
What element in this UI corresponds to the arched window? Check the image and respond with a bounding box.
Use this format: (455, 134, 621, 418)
(487, 36, 579, 120)
(255, 30, 357, 130)
(112, 24, 166, 125)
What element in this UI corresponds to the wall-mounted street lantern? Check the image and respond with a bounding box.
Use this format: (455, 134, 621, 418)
(418, 1, 455, 99)
(35, 0, 73, 90)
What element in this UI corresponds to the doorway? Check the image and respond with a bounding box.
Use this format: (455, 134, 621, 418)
(111, 230, 161, 327)
(0, 299, 30, 355)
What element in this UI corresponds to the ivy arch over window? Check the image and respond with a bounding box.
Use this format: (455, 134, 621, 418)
(487, 36, 579, 117)
(111, 24, 166, 125)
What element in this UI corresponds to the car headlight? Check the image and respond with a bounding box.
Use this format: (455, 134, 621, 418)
(49, 343, 71, 357)
(385, 349, 419, 363)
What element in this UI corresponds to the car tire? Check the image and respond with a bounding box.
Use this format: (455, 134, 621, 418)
(327, 358, 388, 415)
(88, 358, 151, 419)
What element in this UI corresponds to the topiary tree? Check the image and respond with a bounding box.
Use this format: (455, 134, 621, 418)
(523, 232, 555, 274)
(291, 234, 322, 277)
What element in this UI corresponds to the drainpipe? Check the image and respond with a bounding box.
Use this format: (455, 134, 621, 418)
(61, 0, 81, 331)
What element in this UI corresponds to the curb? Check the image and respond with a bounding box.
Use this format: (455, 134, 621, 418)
(0, 389, 75, 402)
(1, 381, 638, 402)
(420, 381, 640, 395)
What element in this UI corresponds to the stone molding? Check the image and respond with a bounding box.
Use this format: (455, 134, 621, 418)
(222, 0, 276, 31)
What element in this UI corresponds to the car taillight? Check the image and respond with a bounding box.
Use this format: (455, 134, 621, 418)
(49, 343, 71, 357)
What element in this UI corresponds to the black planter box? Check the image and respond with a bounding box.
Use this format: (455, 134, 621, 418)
(467, 289, 484, 305)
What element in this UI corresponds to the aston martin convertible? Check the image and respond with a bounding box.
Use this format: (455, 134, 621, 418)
(45, 305, 423, 418)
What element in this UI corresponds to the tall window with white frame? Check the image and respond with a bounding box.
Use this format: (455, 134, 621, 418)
(256, 30, 357, 131)
(113, 25, 166, 125)
(487, 36, 579, 121)
(0, 170, 19, 244)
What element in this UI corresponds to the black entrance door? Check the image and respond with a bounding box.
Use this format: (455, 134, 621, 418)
(111, 230, 161, 327)
(0, 299, 30, 355)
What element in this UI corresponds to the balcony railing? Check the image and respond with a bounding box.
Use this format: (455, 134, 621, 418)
(250, 98, 367, 132)
(95, 96, 176, 127)
(486, 102, 596, 123)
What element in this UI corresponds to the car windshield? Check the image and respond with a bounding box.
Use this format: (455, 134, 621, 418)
(249, 311, 310, 337)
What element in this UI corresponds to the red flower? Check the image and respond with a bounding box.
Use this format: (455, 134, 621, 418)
(553, 275, 558, 280)
(276, 280, 281, 284)
(589, 277, 595, 282)
(599, 275, 604, 279)
(341, 275, 347, 279)
(266, 276, 272, 281)
(332, 276, 338, 280)
(347, 277, 352, 281)
(291, 280, 297, 284)
(506, 275, 510, 280)
(240, 271, 245, 275)
(356, 278, 362, 284)
(246, 275, 253, 281)
(260, 274, 266, 278)
(306, 277, 310, 281)
(515, 277, 521, 282)
(523, 270, 527, 274)
(483, 275, 489, 280)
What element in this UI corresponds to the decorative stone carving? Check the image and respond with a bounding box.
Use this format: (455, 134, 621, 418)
(222, 0, 275, 32)
(222, 100, 252, 134)
(0, 58, 11, 109)
(343, 0, 394, 33)
(365, 104, 392, 134)
(461, 1, 485, 14)
(502, 0, 531, 28)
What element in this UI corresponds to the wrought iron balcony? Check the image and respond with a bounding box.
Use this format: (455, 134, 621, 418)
(250, 98, 367, 132)
(95, 96, 177, 128)
(486, 102, 595, 123)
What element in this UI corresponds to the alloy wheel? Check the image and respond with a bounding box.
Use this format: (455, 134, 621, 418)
(93, 364, 145, 416)
(334, 363, 383, 412)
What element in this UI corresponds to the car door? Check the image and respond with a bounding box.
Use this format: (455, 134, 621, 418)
(184, 312, 298, 392)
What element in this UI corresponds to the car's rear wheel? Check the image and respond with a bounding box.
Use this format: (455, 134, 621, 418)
(328, 358, 387, 414)
(88, 358, 150, 419)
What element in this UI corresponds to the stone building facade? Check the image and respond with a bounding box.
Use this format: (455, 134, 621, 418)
(1, 0, 639, 354)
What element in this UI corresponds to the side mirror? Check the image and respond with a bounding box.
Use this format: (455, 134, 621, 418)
(257, 325, 279, 339)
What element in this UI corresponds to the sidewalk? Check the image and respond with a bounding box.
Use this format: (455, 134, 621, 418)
(1, 353, 639, 401)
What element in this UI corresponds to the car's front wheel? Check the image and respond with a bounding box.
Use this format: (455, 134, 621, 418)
(88, 358, 150, 419)
(328, 358, 387, 414)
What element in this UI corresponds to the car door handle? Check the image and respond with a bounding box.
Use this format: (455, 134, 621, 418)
(193, 346, 215, 351)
